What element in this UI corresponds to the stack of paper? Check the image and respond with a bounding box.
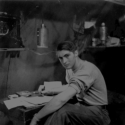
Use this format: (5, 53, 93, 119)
(4, 96, 53, 110)
(44, 81, 62, 90)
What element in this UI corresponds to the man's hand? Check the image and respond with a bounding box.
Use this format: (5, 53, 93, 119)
(42, 89, 56, 96)
(38, 85, 45, 93)
(30, 119, 37, 125)
(30, 114, 39, 125)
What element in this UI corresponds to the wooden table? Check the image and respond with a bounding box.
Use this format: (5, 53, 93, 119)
(0, 98, 45, 125)
(9, 105, 45, 125)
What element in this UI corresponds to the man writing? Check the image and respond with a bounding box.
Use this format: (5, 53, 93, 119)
(30, 40, 110, 125)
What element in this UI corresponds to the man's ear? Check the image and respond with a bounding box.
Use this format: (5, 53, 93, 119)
(74, 50, 79, 57)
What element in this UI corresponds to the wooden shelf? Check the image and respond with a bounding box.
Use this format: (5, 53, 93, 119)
(0, 48, 26, 51)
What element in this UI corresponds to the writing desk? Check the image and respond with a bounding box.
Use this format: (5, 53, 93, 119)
(0, 91, 55, 125)
(9, 105, 45, 125)
(0, 97, 46, 125)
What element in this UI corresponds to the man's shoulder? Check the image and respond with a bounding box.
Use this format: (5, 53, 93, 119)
(81, 60, 100, 75)
(84, 60, 99, 69)
(81, 60, 95, 69)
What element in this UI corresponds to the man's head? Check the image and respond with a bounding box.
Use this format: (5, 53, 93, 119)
(56, 41, 79, 69)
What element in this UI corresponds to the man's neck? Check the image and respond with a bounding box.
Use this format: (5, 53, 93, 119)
(72, 57, 82, 73)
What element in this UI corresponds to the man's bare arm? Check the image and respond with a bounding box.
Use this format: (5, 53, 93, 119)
(30, 86, 77, 124)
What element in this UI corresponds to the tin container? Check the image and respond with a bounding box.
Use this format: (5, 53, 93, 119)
(37, 24, 48, 47)
(99, 22, 107, 45)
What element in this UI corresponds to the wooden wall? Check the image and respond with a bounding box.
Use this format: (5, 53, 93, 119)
(0, 18, 74, 99)
(1, 0, 125, 99)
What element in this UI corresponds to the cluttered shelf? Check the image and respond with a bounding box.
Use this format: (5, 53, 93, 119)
(87, 44, 125, 49)
(88, 35, 125, 49)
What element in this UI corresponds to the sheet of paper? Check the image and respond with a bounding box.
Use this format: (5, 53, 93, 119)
(4, 97, 35, 110)
(23, 96, 53, 105)
(84, 21, 96, 29)
(44, 81, 62, 90)
(4, 98, 22, 110)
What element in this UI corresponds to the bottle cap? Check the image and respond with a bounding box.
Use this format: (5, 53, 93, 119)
(101, 22, 105, 26)
(42, 23, 44, 27)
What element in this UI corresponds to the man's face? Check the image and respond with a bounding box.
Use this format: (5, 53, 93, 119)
(56, 50, 78, 69)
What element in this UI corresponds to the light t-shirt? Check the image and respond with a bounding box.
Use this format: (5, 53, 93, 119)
(66, 60, 108, 106)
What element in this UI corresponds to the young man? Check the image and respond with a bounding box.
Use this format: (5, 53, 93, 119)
(30, 41, 110, 125)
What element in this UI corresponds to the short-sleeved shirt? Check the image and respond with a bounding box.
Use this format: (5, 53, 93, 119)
(66, 60, 108, 106)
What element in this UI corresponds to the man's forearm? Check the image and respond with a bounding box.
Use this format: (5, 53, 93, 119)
(34, 95, 66, 120)
(33, 86, 76, 122)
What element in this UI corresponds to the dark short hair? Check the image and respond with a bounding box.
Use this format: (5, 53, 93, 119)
(57, 41, 77, 52)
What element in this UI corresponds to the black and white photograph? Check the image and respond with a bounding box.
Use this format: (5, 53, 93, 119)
(0, 0, 125, 125)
